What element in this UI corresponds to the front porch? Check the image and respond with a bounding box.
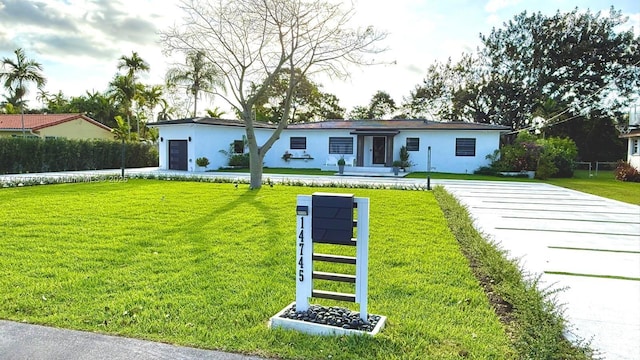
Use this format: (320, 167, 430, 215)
(320, 165, 410, 178)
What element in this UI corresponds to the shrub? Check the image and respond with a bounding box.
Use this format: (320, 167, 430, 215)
(196, 157, 210, 167)
(0, 137, 158, 174)
(614, 161, 640, 182)
(539, 137, 578, 178)
(489, 133, 577, 178)
(228, 153, 250, 167)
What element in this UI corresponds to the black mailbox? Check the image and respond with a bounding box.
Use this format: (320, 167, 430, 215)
(312, 193, 354, 245)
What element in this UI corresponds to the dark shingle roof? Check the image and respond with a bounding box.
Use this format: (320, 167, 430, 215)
(151, 117, 277, 129)
(287, 119, 509, 131)
(152, 118, 509, 131)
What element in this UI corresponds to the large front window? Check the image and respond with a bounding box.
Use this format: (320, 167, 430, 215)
(455, 138, 476, 156)
(329, 137, 353, 154)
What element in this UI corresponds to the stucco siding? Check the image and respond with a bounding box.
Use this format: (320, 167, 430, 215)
(155, 122, 503, 173)
(37, 119, 114, 140)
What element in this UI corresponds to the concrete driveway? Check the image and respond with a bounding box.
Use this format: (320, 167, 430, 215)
(441, 180, 640, 360)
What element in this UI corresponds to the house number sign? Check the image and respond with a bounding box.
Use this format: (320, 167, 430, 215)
(295, 196, 313, 312)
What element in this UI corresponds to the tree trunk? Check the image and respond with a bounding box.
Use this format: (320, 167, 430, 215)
(249, 150, 264, 189)
(193, 92, 198, 118)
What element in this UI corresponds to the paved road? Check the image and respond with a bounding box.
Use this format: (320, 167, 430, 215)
(1, 169, 639, 359)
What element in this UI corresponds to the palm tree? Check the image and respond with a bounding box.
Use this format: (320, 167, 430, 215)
(206, 106, 226, 118)
(116, 51, 149, 135)
(108, 74, 137, 136)
(117, 51, 150, 79)
(166, 51, 224, 117)
(0, 48, 47, 135)
(136, 85, 163, 140)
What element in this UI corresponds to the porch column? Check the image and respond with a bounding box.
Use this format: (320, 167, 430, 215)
(357, 135, 365, 167)
(385, 135, 394, 167)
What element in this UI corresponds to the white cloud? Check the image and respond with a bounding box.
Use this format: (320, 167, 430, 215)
(484, 0, 521, 13)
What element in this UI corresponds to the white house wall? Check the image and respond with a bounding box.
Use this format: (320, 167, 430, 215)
(264, 129, 354, 169)
(394, 130, 499, 174)
(157, 124, 501, 173)
(628, 136, 640, 170)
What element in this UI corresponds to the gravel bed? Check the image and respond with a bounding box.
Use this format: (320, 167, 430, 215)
(280, 304, 381, 332)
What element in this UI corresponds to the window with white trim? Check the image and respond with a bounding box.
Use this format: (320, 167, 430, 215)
(329, 137, 353, 154)
(455, 138, 476, 157)
(633, 139, 639, 154)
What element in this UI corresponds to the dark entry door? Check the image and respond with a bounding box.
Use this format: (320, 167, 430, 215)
(372, 137, 386, 165)
(169, 140, 188, 170)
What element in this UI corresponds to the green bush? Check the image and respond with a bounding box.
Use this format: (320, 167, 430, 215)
(486, 133, 577, 178)
(539, 137, 578, 178)
(0, 137, 158, 174)
(228, 153, 250, 167)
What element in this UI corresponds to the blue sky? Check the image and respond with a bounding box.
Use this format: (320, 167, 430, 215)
(1, 0, 638, 116)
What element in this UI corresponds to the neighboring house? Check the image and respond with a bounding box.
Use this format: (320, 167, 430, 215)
(621, 129, 640, 170)
(151, 118, 509, 174)
(0, 113, 114, 140)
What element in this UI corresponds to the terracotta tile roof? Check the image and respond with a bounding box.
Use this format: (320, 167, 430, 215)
(0, 113, 111, 132)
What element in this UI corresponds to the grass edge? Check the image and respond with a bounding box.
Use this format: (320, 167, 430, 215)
(432, 186, 596, 360)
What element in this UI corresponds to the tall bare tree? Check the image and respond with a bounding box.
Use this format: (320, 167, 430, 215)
(0, 48, 46, 135)
(161, 0, 386, 189)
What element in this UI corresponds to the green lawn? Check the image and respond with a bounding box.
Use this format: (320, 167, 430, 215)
(546, 170, 640, 205)
(0, 181, 512, 359)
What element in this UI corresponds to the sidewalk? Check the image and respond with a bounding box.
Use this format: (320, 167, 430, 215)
(1, 168, 639, 359)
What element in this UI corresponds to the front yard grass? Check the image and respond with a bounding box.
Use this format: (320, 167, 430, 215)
(545, 170, 639, 205)
(0, 180, 512, 359)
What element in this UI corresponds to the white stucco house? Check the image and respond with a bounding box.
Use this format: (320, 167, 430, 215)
(150, 118, 509, 174)
(621, 129, 640, 170)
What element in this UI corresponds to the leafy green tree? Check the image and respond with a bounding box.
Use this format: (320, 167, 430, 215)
(166, 50, 224, 117)
(0, 48, 47, 135)
(161, 0, 385, 189)
(406, 7, 639, 160)
(250, 68, 344, 123)
(349, 90, 396, 119)
(111, 115, 134, 141)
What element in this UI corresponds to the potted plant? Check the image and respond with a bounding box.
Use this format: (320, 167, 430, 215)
(399, 145, 412, 171)
(392, 160, 402, 175)
(195, 157, 210, 171)
(337, 157, 346, 174)
(282, 151, 292, 162)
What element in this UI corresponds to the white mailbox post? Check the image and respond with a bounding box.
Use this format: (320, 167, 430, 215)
(270, 193, 385, 336)
(296, 193, 369, 320)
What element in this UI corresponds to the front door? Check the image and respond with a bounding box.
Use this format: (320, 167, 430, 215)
(372, 137, 386, 165)
(168, 140, 188, 170)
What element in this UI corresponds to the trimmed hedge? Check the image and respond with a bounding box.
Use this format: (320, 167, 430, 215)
(0, 137, 158, 174)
